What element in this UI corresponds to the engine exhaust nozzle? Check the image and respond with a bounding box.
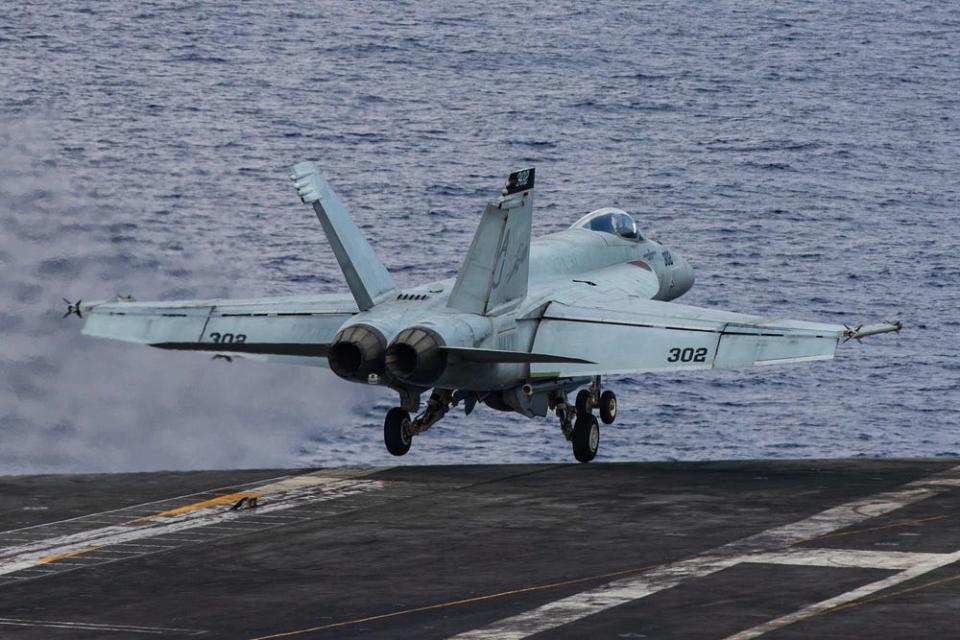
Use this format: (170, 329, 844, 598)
(327, 324, 386, 382)
(384, 326, 447, 385)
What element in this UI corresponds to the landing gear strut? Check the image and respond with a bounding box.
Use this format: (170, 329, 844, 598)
(383, 389, 455, 456)
(598, 390, 617, 425)
(572, 414, 600, 463)
(553, 393, 599, 464)
(575, 377, 617, 424)
(383, 407, 412, 456)
(561, 376, 617, 463)
(555, 401, 574, 441)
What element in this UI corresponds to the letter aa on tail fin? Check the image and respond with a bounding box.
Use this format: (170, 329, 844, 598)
(290, 162, 398, 311)
(447, 168, 535, 316)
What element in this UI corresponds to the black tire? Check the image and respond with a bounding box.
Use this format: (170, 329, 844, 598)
(575, 389, 592, 417)
(384, 407, 412, 456)
(572, 414, 599, 463)
(599, 390, 617, 425)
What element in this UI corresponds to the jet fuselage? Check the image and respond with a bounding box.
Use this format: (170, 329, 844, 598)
(330, 226, 694, 394)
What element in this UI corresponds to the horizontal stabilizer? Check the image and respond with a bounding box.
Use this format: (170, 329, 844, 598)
(439, 346, 594, 365)
(290, 161, 398, 311)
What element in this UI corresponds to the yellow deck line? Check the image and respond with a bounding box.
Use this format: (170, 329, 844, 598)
(130, 492, 259, 523)
(38, 546, 101, 564)
(247, 562, 665, 639)
(128, 470, 388, 524)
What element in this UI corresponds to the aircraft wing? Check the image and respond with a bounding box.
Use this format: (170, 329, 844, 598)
(528, 298, 886, 379)
(80, 294, 357, 367)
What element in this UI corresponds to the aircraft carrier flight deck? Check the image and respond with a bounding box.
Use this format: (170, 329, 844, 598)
(0, 459, 958, 639)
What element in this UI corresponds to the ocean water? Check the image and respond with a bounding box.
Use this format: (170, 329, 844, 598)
(1, 1, 957, 473)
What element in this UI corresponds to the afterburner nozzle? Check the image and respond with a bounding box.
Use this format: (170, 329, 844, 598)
(384, 326, 447, 386)
(328, 324, 387, 382)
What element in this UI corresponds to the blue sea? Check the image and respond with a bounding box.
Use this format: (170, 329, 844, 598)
(1, 1, 957, 473)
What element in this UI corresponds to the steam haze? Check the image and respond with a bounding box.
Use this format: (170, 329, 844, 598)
(0, 121, 381, 473)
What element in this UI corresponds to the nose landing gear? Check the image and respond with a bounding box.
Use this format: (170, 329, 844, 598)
(565, 376, 616, 463)
(572, 413, 600, 462)
(598, 389, 617, 425)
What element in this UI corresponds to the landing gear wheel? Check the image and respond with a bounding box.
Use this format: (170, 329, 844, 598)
(384, 407, 412, 456)
(599, 390, 617, 425)
(575, 389, 592, 417)
(572, 414, 599, 463)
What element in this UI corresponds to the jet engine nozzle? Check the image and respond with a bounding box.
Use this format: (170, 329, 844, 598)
(328, 324, 387, 382)
(384, 326, 447, 386)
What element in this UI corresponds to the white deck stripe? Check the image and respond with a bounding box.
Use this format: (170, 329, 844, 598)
(0, 476, 383, 577)
(721, 551, 960, 640)
(450, 464, 960, 640)
(0, 616, 206, 635)
(745, 548, 956, 571)
(455, 556, 742, 640)
(0, 475, 295, 535)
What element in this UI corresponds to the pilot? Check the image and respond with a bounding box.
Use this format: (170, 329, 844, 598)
(586, 210, 638, 240)
(613, 213, 638, 239)
(589, 214, 616, 234)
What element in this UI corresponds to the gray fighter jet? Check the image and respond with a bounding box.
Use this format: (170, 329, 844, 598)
(71, 163, 900, 462)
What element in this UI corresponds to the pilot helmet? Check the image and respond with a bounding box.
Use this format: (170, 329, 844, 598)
(613, 213, 637, 239)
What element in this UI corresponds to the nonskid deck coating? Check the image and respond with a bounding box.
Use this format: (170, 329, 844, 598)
(0, 460, 957, 639)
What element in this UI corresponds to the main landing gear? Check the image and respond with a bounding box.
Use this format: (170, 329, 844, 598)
(383, 378, 618, 464)
(383, 389, 454, 457)
(560, 376, 617, 463)
(383, 407, 413, 456)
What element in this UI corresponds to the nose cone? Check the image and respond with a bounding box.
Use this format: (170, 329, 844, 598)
(655, 253, 695, 301)
(675, 256, 695, 296)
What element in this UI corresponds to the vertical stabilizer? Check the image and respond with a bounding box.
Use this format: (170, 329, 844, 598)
(290, 162, 398, 311)
(447, 169, 534, 316)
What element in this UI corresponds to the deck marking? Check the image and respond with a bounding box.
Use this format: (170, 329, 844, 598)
(9, 568, 58, 574)
(448, 464, 960, 640)
(110, 543, 175, 549)
(721, 552, 960, 640)
(131, 492, 259, 521)
(0, 475, 295, 535)
(745, 548, 958, 571)
(246, 563, 669, 640)
(37, 546, 100, 564)
(809, 571, 960, 615)
(0, 468, 375, 536)
(0, 616, 206, 635)
(0, 474, 385, 579)
(803, 513, 948, 542)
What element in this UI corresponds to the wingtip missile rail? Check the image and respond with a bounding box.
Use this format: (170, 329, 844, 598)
(843, 320, 903, 343)
(63, 298, 83, 319)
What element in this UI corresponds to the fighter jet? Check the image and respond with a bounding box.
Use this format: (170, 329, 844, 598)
(71, 163, 901, 462)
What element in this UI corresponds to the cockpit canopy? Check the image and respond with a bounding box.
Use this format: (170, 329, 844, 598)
(571, 208, 643, 241)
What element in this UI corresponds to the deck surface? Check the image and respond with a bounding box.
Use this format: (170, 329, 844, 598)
(0, 460, 958, 639)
